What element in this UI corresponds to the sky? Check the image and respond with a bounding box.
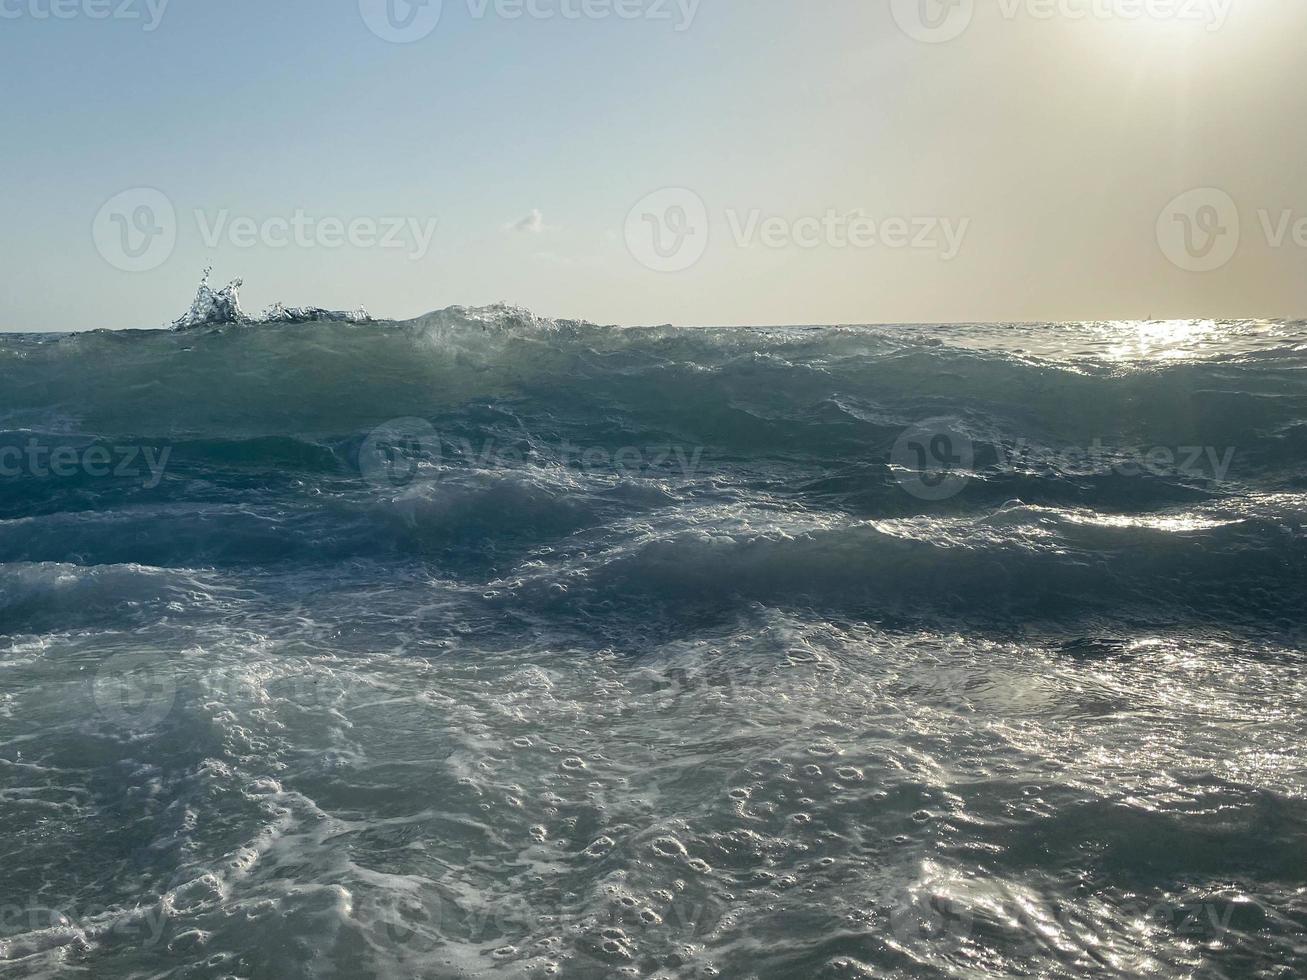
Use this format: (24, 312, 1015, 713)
(1, 0, 1305, 330)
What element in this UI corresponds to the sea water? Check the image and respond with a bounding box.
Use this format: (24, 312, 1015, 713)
(1, 307, 1304, 977)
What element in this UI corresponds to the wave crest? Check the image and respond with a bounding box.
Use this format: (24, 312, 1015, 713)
(170, 269, 372, 329)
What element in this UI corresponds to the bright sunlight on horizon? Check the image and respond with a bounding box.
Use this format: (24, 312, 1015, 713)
(2, 0, 1305, 329)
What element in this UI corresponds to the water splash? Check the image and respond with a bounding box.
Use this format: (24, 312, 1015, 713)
(169, 269, 372, 329)
(169, 268, 246, 328)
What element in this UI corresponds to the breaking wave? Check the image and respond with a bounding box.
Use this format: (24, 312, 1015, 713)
(1, 294, 1305, 977)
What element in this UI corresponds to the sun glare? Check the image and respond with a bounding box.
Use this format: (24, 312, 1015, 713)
(1102, 319, 1220, 360)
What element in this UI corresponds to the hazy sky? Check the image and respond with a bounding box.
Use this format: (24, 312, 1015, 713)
(2, 0, 1305, 330)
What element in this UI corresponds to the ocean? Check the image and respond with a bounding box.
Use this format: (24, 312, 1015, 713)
(1, 307, 1304, 978)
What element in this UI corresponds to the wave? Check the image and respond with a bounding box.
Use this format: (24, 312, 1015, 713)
(3, 302, 1305, 452)
(4, 293, 1306, 979)
(3, 293, 1304, 642)
(488, 494, 1307, 632)
(168, 269, 372, 329)
(0, 562, 229, 634)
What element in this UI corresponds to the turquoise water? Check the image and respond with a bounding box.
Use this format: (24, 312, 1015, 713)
(1, 310, 1305, 977)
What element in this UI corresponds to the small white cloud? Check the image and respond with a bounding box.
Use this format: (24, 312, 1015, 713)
(507, 209, 545, 234)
